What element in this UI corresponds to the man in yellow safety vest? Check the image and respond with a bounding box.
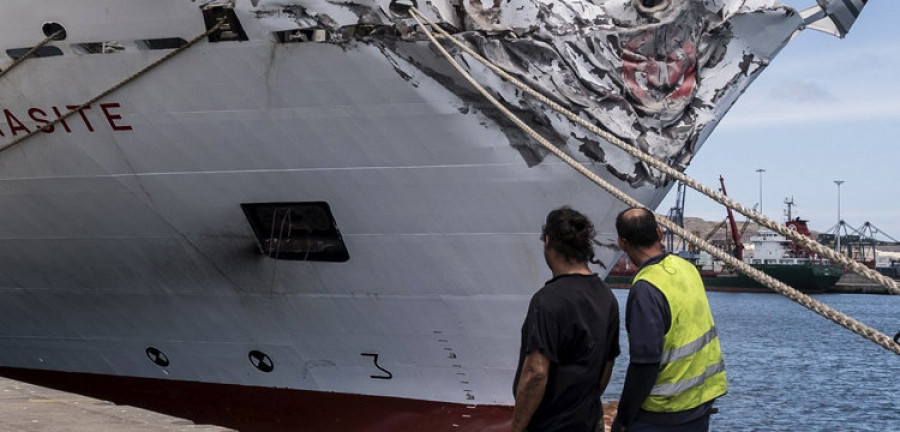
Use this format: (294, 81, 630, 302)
(611, 207, 727, 432)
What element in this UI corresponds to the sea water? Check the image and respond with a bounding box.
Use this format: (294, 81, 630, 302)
(606, 291, 900, 431)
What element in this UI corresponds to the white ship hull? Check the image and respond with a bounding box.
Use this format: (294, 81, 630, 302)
(0, 0, 848, 429)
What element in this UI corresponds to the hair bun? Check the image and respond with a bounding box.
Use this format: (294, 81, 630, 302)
(543, 206, 597, 264)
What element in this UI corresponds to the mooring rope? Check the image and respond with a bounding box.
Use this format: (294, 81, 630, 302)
(409, 8, 900, 355)
(0, 30, 63, 80)
(408, 8, 900, 297)
(0, 19, 225, 155)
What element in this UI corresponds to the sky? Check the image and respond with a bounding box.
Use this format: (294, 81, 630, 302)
(657, 0, 900, 240)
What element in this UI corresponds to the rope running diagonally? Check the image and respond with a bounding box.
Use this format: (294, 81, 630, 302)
(0, 30, 63, 80)
(408, 8, 900, 297)
(0, 19, 226, 156)
(408, 9, 900, 355)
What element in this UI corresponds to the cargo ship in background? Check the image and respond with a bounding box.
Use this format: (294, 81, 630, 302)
(606, 182, 844, 293)
(714, 215, 844, 292)
(606, 226, 845, 294)
(0, 1, 868, 431)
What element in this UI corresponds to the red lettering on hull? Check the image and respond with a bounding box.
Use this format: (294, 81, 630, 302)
(0, 103, 132, 137)
(51, 106, 72, 132)
(67, 105, 96, 132)
(28, 108, 55, 133)
(100, 103, 133, 131)
(3, 109, 31, 136)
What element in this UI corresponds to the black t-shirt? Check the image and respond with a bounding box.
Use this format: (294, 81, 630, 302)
(513, 274, 621, 432)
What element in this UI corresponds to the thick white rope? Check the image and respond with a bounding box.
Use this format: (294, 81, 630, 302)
(409, 8, 900, 355)
(0, 20, 225, 155)
(408, 8, 900, 297)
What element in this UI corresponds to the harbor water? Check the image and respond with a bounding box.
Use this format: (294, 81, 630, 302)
(606, 291, 900, 431)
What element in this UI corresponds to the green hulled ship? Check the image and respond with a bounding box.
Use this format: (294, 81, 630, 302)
(701, 261, 842, 293)
(607, 215, 844, 293)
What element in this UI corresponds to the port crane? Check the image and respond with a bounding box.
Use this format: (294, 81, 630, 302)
(719, 176, 744, 260)
(664, 181, 687, 253)
(823, 220, 900, 266)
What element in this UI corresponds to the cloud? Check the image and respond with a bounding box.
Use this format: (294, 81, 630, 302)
(712, 36, 900, 130)
(716, 98, 900, 130)
(769, 80, 837, 103)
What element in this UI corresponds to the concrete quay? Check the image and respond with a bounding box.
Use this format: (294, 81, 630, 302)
(831, 273, 898, 294)
(0, 376, 235, 432)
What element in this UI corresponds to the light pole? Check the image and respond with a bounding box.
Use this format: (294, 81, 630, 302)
(834, 180, 844, 254)
(756, 168, 766, 214)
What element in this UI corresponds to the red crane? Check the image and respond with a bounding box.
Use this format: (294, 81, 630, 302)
(719, 175, 744, 260)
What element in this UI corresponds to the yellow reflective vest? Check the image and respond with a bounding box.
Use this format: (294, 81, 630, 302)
(632, 254, 727, 412)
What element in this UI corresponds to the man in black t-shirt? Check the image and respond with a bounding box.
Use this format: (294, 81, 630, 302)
(512, 207, 620, 432)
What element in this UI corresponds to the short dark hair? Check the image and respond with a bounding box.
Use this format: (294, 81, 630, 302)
(615, 207, 660, 248)
(541, 206, 597, 264)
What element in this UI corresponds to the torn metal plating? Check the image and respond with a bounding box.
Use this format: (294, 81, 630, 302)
(246, 0, 804, 186)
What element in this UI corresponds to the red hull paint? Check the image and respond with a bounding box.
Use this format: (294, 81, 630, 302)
(0, 367, 513, 431)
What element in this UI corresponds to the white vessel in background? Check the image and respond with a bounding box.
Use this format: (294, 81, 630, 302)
(0, 0, 866, 430)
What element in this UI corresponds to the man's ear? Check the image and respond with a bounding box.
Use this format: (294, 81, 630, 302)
(656, 226, 664, 242)
(617, 237, 626, 251)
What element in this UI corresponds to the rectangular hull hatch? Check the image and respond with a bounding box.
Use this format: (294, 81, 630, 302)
(241, 202, 350, 262)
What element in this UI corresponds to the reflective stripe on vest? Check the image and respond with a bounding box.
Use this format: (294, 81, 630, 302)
(659, 326, 719, 365)
(650, 360, 726, 396)
(633, 254, 728, 412)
